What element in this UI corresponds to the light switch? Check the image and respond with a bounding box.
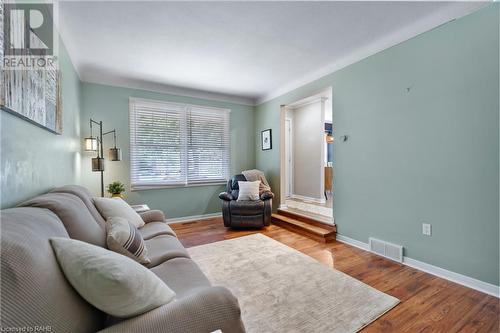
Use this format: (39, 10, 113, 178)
(422, 223, 432, 236)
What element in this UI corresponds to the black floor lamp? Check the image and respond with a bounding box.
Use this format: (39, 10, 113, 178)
(84, 118, 122, 197)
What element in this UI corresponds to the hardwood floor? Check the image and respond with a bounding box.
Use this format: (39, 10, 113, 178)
(171, 217, 500, 333)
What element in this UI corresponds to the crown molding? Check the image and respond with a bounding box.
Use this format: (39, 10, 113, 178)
(255, 2, 488, 105)
(81, 73, 256, 106)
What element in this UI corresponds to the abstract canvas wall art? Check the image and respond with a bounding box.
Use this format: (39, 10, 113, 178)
(0, 0, 62, 134)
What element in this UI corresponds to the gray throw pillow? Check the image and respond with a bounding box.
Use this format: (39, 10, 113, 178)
(50, 237, 175, 318)
(94, 197, 145, 228)
(237, 181, 260, 201)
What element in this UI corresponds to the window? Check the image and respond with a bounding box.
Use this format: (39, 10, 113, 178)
(129, 98, 230, 189)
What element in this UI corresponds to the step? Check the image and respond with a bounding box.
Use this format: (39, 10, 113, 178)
(271, 213, 336, 243)
(277, 208, 336, 232)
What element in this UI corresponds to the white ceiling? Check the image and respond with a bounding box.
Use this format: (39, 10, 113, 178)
(58, 1, 487, 105)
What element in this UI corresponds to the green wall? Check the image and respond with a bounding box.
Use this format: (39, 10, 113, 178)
(1, 3, 497, 287)
(0, 40, 83, 208)
(255, 5, 499, 285)
(81, 82, 255, 219)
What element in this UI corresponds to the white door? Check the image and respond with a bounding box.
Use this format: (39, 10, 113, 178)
(284, 118, 293, 197)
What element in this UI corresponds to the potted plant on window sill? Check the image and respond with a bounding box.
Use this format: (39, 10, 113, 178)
(107, 181, 126, 199)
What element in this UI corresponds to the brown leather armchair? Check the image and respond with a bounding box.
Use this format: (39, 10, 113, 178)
(219, 174, 274, 228)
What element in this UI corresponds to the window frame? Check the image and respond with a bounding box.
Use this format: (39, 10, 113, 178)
(129, 97, 231, 191)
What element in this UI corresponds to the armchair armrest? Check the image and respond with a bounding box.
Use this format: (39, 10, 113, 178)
(99, 286, 245, 333)
(219, 192, 234, 201)
(139, 210, 166, 223)
(260, 191, 274, 201)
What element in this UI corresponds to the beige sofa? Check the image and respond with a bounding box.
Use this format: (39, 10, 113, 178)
(0, 185, 245, 333)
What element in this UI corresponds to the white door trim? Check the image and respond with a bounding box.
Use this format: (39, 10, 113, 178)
(319, 97, 326, 200)
(284, 117, 293, 198)
(279, 105, 287, 209)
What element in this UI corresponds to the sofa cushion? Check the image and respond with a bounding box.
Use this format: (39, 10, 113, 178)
(50, 237, 176, 318)
(139, 222, 176, 240)
(0, 207, 106, 332)
(106, 217, 151, 264)
(145, 235, 190, 268)
(229, 200, 264, 215)
(51, 185, 106, 229)
(139, 210, 166, 224)
(19, 193, 106, 247)
(151, 257, 211, 298)
(94, 197, 145, 228)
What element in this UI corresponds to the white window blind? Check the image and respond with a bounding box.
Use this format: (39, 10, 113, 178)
(130, 98, 230, 189)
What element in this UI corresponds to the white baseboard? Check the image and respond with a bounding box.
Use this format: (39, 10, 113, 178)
(324, 217, 335, 226)
(336, 234, 369, 251)
(335, 234, 499, 298)
(278, 203, 288, 210)
(402, 257, 499, 298)
(291, 194, 326, 204)
(166, 212, 222, 224)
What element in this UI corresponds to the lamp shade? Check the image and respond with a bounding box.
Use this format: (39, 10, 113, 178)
(92, 157, 105, 172)
(85, 137, 98, 151)
(109, 147, 122, 161)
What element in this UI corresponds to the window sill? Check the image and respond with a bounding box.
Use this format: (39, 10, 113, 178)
(131, 181, 227, 191)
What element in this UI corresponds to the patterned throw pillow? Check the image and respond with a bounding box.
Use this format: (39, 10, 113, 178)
(106, 217, 151, 264)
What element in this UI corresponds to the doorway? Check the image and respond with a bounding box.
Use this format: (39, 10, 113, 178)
(279, 87, 334, 225)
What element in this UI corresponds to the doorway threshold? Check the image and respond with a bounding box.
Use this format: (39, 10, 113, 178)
(279, 206, 333, 226)
(285, 197, 332, 218)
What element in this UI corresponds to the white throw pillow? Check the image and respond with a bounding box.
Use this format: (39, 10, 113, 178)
(94, 197, 145, 228)
(237, 181, 260, 201)
(50, 237, 175, 318)
(106, 217, 151, 265)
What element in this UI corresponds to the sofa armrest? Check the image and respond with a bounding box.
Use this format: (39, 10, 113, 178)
(99, 286, 245, 333)
(260, 191, 274, 201)
(219, 192, 234, 201)
(139, 210, 166, 223)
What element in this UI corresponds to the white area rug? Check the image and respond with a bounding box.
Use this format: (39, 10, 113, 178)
(188, 234, 399, 333)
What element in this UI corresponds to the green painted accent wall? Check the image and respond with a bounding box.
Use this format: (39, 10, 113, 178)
(80, 82, 255, 219)
(0, 40, 83, 208)
(255, 5, 499, 285)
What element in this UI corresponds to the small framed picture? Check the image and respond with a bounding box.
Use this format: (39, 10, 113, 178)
(261, 129, 272, 150)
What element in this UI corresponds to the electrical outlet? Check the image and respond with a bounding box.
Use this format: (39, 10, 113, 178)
(422, 223, 432, 236)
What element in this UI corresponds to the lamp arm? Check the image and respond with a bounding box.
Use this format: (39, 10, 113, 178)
(103, 129, 118, 148)
(90, 118, 101, 127)
(102, 129, 115, 136)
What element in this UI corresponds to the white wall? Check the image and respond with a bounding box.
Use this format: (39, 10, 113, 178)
(292, 99, 324, 200)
